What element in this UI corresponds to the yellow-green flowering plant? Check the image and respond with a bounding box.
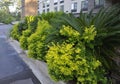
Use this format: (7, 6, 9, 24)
(19, 29, 31, 50)
(61, 6, 120, 80)
(28, 19, 52, 61)
(82, 25, 97, 43)
(46, 25, 107, 84)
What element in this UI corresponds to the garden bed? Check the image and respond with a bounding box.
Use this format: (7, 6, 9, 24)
(9, 7, 120, 83)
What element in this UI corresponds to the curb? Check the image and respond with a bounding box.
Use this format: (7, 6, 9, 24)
(8, 38, 65, 84)
(0, 23, 4, 25)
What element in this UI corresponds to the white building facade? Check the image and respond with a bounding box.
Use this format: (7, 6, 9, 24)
(38, 0, 85, 14)
(38, 0, 114, 15)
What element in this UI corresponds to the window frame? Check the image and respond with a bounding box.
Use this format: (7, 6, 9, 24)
(54, 6, 58, 12)
(46, 0, 50, 7)
(71, 2, 77, 12)
(54, 0, 58, 5)
(81, 0, 88, 11)
(43, 9, 45, 13)
(47, 8, 49, 12)
(60, 5, 64, 12)
(43, 2, 45, 8)
(94, 0, 104, 8)
(60, 0, 64, 3)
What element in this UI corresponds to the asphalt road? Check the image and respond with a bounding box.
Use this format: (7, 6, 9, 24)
(0, 24, 41, 84)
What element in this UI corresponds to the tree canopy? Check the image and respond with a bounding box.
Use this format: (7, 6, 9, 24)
(0, 0, 21, 23)
(0, 0, 13, 13)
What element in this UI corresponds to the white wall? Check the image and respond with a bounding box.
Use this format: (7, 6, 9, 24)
(38, 0, 83, 14)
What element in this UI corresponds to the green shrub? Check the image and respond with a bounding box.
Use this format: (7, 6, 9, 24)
(10, 16, 29, 41)
(46, 25, 107, 83)
(28, 16, 39, 33)
(27, 15, 39, 30)
(10, 6, 120, 83)
(28, 43, 37, 59)
(3, 16, 14, 24)
(28, 33, 42, 59)
(19, 29, 31, 50)
(40, 12, 64, 23)
(0, 10, 15, 24)
(17, 21, 28, 34)
(28, 19, 51, 61)
(61, 5, 120, 80)
(47, 42, 107, 84)
(19, 16, 39, 50)
(10, 24, 20, 40)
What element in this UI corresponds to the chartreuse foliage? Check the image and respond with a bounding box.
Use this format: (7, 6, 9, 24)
(10, 17, 29, 41)
(40, 12, 64, 23)
(61, 5, 120, 79)
(19, 29, 31, 50)
(19, 16, 39, 50)
(46, 25, 107, 84)
(27, 19, 51, 61)
(10, 24, 20, 41)
(82, 25, 97, 43)
(10, 5, 120, 83)
(10, 16, 28, 41)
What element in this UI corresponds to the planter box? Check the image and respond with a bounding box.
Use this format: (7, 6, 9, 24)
(9, 38, 66, 84)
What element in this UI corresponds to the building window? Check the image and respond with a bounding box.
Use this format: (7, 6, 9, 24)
(43, 9, 45, 13)
(38, 11, 40, 14)
(94, 0, 104, 8)
(54, 0, 58, 5)
(47, 4, 49, 7)
(38, 5, 39, 9)
(46, 0, 50, 7)
(71, 2, 77, 12)
(81, 0, 88, 11)
(60, 0, 64, 3)
(43, 3, 45, 8)
(54, 7, 58, 12)
(47, 8, 49, 12)
(60, 5, 64, 11)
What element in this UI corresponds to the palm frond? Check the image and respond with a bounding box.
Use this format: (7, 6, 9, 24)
(60, 14, 83, 34)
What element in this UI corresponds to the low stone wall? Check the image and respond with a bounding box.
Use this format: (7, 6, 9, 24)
(9, 38, 65, 84)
